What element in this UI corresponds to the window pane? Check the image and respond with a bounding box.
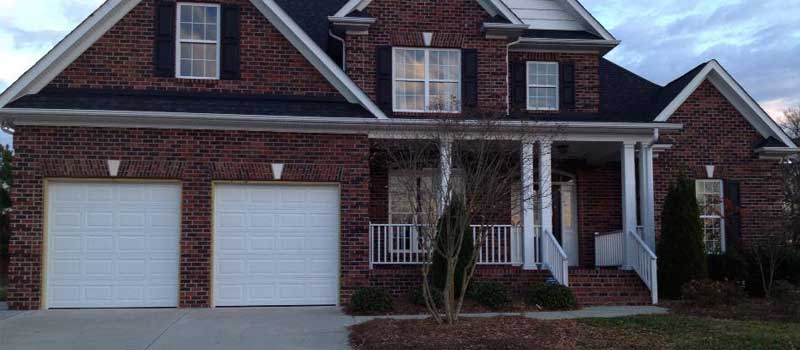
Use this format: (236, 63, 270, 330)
(192, 6, 205, 23)
(205, 45, 216, 60)
(192, 60, 205, 77)
(180, 60, 192, 76)
(394, 49, 424, 80)
(430, 82, 459, 111)
(192, 44, 205, 60)
(395, 81, 424, 111)
(180, 23, 192, 40)
(181, 43, 192, 59)
(205, 24, 217, 41)
(430, 50, 460, 81)
(206, 60, 217, 78)
(206, 7, 218, 23)
(528, 87, 557, 109)
(703, 218, 723, 254)
(180, 6, 192, 23)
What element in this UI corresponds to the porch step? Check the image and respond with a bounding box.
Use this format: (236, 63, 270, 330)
(568, 268, 651, 306)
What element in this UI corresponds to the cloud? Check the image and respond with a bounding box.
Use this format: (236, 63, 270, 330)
(582, 0, 800, 120)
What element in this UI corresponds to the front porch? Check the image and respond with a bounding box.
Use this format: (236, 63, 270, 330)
(367, 138, 659, 305)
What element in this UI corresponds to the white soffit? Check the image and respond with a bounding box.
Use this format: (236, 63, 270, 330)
(654, 60, 797, 148)
(0, 0, 387, 119)
(334, 0, 524, 24)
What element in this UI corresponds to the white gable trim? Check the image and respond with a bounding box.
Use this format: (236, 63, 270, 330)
(0, 0, 387, 119)
(561, 0, 615, 40)
(333, 0, 524, 24)
(654, 60, 796, 148)
(0, 0, 137, 108)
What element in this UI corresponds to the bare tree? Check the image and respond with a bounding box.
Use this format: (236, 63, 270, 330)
(750, 228, 793, 298)
(781, 107, 800, 139)
(373, 112, 557, 324)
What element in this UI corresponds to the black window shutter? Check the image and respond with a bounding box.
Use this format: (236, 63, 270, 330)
(511, 62, 526, 110)
(461, 49, 478, 109)
(154, 1, 176, 77)
(376, 46, 393, 112)
(560, 63, 575, 110)
(724, 181, 742, 249)
(220, 5, 241, 80)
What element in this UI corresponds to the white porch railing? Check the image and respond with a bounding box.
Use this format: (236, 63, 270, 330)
(627, 230, 659, 304)
(541, 229, 569, 286)
(368, 223, 528, 267)
(594, 230, 625, 267)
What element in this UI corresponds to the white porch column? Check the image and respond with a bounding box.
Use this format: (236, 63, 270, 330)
(521, 142, 537, 270)
(539, 141, 553, 240)
(438, 139, 452, 214)
(621, 142, 638, 268)
(642, 144, 656, 250)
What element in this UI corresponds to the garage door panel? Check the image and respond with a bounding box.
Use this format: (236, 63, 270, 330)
(47, 182, 181, 309)
(214, 184, 340, 307)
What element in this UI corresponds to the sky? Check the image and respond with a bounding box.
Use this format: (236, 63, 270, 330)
(0, 0, 798, 147)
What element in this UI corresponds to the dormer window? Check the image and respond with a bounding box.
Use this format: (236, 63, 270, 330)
(176, 3, 221, 79)
(393, 48, 461, 113)
(527, 62, 559, 111)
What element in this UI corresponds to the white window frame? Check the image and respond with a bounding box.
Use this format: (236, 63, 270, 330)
(696, 179, 726, 254)
(175, 3, 221, 80)
(392, 47, 462, 113)
(526, 61, 560, 111)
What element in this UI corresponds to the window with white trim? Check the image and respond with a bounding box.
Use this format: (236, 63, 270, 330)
(176, 3, 220, 79)
(393, 48, 461, 113)
(696, 180, 726, 254)
(527, 62, 559, 111)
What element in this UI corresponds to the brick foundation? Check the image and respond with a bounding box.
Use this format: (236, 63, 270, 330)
(569, 268, 651, 306)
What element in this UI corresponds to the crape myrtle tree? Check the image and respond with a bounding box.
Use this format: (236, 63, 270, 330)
(375, 112, 556, 324)
(781, 106, 800, 245)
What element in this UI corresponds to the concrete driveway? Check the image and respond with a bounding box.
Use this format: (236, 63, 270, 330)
(0, 306, 354, 350)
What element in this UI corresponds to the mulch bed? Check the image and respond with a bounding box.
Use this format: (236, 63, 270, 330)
(663, 298, 800, 323)
(347, 297, 555, 316)
(349, 316, 661, 350)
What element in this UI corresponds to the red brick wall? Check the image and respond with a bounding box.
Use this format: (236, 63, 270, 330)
(576, 163, 622, 266)
(509, 52, 601, 114)
(654, 80, 784, 245)
(344, 0, 601, 117)
(345, 0, 509, 115)
(48, 0, 340, 97)
(7, 126, 370, 310)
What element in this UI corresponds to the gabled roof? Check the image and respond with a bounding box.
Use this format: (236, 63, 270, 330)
(332, 0, 523, 25)
(0, 0, 387, 119)
(652, 60, 796, 148)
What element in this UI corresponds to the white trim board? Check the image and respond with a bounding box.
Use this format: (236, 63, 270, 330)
(0, 0, 387, 119)
(333, 0, 524, 25)
(653, 60, 796, 148)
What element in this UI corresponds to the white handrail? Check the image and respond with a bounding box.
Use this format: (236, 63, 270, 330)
(541, 229, 569, 286)
(369, 223, 523, 267)
(627, 230, 658, 304)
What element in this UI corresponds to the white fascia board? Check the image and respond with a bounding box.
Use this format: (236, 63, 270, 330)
(253, 0, 387, 119)
(654, 60, 797, 148)
(0, 107, 681, 136)
(0, 0, 138, 108)
(562, 0, 616, 41)
(334, 0, 523, 24)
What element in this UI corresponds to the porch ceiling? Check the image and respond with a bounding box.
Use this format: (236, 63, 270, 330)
(553, 141, 621, 165)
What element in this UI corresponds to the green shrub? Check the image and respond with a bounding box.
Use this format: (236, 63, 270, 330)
(658, 175, 708, 299)
(408, 287, 443, 307)
(349, 287, 394, 314)
(431, 197, 473, 297)
(681, 279, 745, 306)
(468, 281, 510, 310)
(707, 249, 747, 282)
(524, 283, 577, 310)
(0, 286, 5, 302)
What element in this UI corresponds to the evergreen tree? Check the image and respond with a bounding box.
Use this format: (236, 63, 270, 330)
(657, 175, 707, 298)
(431, 197, 473, 297)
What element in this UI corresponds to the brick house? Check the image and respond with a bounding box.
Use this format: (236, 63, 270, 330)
(0, 0, 795, 310)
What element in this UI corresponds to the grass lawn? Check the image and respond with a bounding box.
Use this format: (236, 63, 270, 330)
(350, 314, 800, 350)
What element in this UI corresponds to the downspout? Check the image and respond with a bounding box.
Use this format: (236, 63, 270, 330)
(506, 37, 522, 116)
(329, 30, 346, 71)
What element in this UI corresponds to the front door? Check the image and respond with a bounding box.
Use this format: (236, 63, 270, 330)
(558, 184, 579, 266)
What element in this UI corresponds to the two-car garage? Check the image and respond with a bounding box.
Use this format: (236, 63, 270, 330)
(44, 181, 340, 309)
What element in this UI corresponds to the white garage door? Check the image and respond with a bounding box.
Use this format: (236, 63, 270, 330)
(46, 182, 181, 309)
(213, 184, 340, 307)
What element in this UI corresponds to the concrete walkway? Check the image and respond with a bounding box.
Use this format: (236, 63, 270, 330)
(0, 306, 355, 350)
(0, 305, 667, 350)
